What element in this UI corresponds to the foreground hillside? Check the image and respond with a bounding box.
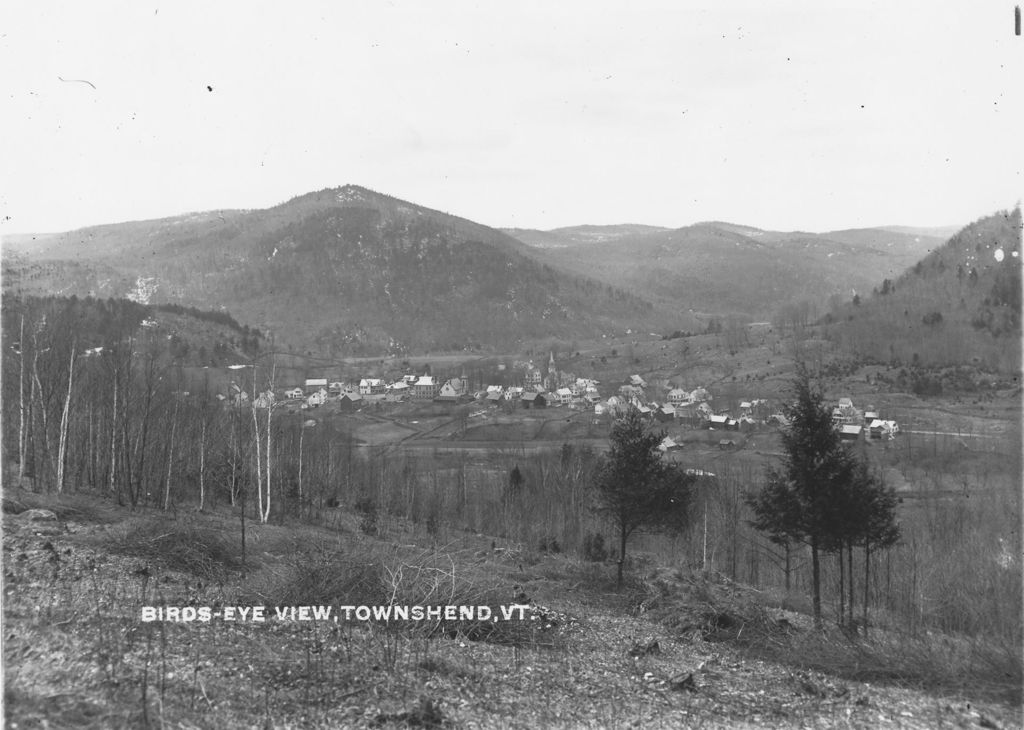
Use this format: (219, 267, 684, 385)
(825, 208, 1022, 373)
(2, 186, 663, 356)
(3, 491, 1019, 729)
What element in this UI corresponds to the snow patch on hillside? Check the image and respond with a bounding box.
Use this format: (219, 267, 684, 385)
(127, 276, 158, 304)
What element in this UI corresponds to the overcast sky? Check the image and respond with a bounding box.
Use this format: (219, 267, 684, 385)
(3, 1, 1021, 235)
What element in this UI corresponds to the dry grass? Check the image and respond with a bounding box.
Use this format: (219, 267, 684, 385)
(107, 516, 244, 580)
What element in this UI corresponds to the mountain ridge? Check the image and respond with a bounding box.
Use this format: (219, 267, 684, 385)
(2, 185, 667, 356)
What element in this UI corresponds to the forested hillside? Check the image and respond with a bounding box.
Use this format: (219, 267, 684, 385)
(3, 186, 661, 355)
(522, 222, 942, 319)
(824, 208, 1022, 373)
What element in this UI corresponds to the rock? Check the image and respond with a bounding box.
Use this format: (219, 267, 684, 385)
(669, 672, 697, 692)
(628, 639, 661, 657)
(19, 509, 58, 522)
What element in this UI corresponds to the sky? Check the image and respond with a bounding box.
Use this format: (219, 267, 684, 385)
(2, 1, 1021, 235)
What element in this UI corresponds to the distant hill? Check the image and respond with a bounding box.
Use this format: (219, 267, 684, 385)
(519, 222, 944, 318)
(879, 224, 963, 240)
(2, 185, 665, 356)
(824, 208, 1022, 373)
(504, 224, 670, 248)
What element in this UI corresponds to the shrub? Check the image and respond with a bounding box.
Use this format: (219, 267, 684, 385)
(111, 519, 241, 579)
(582, 533, 608, 562)
(538, 536, 561, 554)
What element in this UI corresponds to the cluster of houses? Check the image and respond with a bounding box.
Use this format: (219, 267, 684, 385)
(224, 373, 472, 411)
(218, 353, 900, 445)
(831, 398, 900, 441)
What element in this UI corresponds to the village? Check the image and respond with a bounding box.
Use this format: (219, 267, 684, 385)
(217, 350, 901, 447)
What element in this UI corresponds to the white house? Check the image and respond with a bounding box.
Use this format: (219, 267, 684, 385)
(658, 436, 680, 452)
(359, 378, 384, 395)
(307, 388, 328, 407)
(668, 388, 689, 405)
(285, 387, 304, 400)
(555, 387, 573, 405)
(437, 380, 462, 401)
(868, 419, 899, 440)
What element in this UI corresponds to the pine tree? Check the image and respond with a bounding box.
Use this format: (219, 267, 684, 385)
(746, 366, 856, 626)
(747, 367, 900, 627)
(594, 408, 695, 587)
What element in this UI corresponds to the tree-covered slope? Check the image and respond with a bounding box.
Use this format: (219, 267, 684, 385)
(824, 208, 1022, 372)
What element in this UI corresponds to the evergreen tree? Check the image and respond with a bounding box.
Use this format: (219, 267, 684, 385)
(593, 408, 695, 587)
(746, 367, 900, 627)
(746, 366, 856, 626)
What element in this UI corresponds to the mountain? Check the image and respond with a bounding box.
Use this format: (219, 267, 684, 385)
(824, 208, 1022, 373)
(2, 186, 664, 356)
(515, 222, 945, 318)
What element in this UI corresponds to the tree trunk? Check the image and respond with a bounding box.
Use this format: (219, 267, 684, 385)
(848, 539, 855, 628)
(251, 406, 264, 521)
(163, 394, 179, 511)
(863, 543, 870, 636)
(263, 406, 272, 523)
(17, 314, 26, 482)
(784, 542, 791, 591)
(199, 420, 207, 512)
(617, 522, 628, 588)
(811, 537, 822, 627)
(838, 545, 846, 626)
(56, 341, 77, 494)
(108, 368, 120, 499)
(297, 423, 304, 518)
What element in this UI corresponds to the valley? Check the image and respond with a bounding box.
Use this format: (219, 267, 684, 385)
(2, 198, 1020, 729)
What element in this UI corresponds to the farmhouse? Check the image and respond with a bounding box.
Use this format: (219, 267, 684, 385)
(840, 424, 863, 442)
(359, 378, 385, 395)
(520, 392, 547, 409)
(708, 414, 737, 430)
(654, 404, 675, 423)
(658, 436, 680, 452)
(338, 392, 363, 412)
(868, 419, 899, 440)
(667, 388, 689, 405)
(285, 387, 304, 400)
(307, 388, 328, 407)
(555, 387, 574, 405)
